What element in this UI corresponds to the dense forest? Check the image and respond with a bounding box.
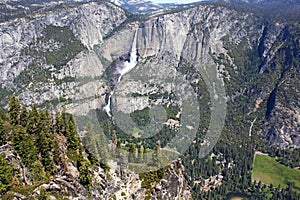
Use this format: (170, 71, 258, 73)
(0, 96, 300, 199)
(0, 96, 97, 199)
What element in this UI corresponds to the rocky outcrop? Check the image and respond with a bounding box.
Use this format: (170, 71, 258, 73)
(151, 160, 192, 200)
(0, 144, 31, 186)
(0, 142, 192, 199)
(0, 1, 126, 85)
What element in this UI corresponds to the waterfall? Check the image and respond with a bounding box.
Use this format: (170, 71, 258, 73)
(104, 30, 139, 117)
(103, 91, 114, 117)
(117, 30, 138, 82)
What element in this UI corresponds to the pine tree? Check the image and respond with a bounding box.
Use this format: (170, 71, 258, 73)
(0, 120, 6, 145)
(66, 115, 80, 151)
(8, 96, 21, 126)
(38, 111, 55, 173)
(20, 136, 39, 169)
(52, 138, 61, 165)
(83, 122, 99, 160)
(78, 160, 92, 190)
(96, 125, 109, 164)
(40, 135, 54, 174)
(0, 154, 14, 194)
(20, 106, 28, 127)
(12, 126, 38, 170)
(137, 147, 142, 163)
(60, 109, 68, 135)
(39, 110, 51, 133)
(143, 147, 148, 163)
(128, 143, 136, 163)
(55, 111, 62, 134)
(30, 160, 46, 183)
(27, 105, 41, 136)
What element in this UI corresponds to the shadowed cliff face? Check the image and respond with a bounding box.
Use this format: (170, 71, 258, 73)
(0, 1, 300, 199)
(0, 1, 299, 148)
(98, 5, 300, 148)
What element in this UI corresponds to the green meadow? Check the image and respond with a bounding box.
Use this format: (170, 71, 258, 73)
(252, 154, 300, 191)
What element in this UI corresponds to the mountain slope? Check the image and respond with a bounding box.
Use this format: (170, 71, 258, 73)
(0, 0, 299, 167)
(0, 0, 300, 199)
(0, 97, 191, 199)
(218, 0, 300, 15)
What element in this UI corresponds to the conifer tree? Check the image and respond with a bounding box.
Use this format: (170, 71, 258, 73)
(0, 154, 14, 194)
(55, 111, 62, 134)
(27, 105, 41, 136)
(17, 135, 38, 169)
(37, 130, 54, 174)
(39, 110, 51, 133)
(83, 122, 99, 160)
(137, 147, 143, 163)
(128, 143, 136, 163)
(8, 96, 21, 126)
(30, 160, 46, 183)
(66, 115, 80, 151)
(143, 147, 148, 163)
(78, 160, 92, 190)
(52, 138, 61, 165)
(20, 106, 28, 127)
(60, 109, 68, 135)
(0, 120, 6, 145)
(96, 125, 108, 164)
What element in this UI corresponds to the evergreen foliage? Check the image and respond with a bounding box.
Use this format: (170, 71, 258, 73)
(0, 154, 15, 194)
(0, 120, 6, 145)
(8, 96, 21, 126)
(1, 96, 95, 196)
(78, 160, 92, 191)
(128, 143, 136, 163)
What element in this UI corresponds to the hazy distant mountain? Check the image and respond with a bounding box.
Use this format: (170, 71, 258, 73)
(219, 0, 300, 13)
(110, 0, 163, 12)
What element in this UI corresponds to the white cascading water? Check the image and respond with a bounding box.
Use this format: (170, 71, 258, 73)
(104, 30, 138, 117)
(117, 30, 138, 82)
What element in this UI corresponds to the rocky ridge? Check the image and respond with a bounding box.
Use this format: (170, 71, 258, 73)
(0, 142, 191, 199)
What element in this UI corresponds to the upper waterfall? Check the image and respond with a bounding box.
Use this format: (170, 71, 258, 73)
(104, 30, 139, 116)
(117, 30, 138, 82)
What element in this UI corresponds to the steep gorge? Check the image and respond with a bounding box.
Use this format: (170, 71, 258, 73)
(0, 0, 300, 199)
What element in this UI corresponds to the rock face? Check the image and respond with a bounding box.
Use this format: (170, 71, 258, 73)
(1, 1, 300, 199)
(0, 144, 29, 185)
(0, 1, 126, 109)
(0, 0, 299, 160)
(0, 142, 191, 200)
(151, 160, 192, 200)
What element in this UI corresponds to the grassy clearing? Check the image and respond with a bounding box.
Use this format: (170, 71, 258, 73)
(252, 154, 300, 191)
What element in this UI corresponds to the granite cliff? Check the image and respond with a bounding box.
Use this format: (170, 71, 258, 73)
(0, 0, 300, 199)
